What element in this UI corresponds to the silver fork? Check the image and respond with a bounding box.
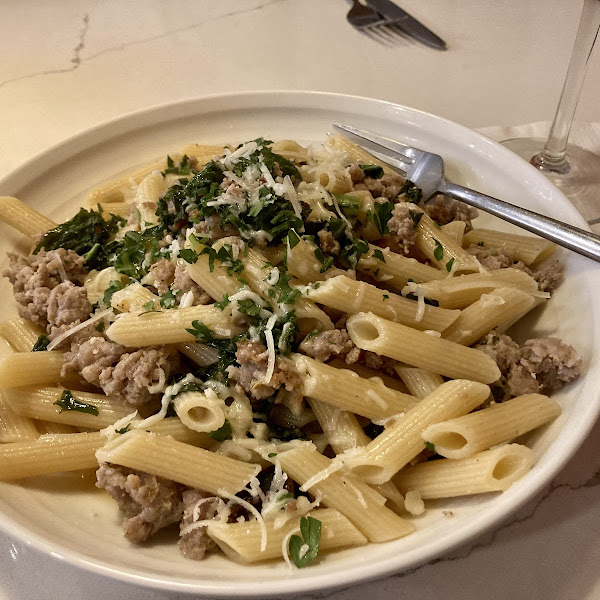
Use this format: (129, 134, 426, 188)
(334, 123, 600, 263)
(346, 0, 412, 45)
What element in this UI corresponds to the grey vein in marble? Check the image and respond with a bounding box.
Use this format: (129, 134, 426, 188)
(0, 0, 284, 91)
(0, 12, 90, 90)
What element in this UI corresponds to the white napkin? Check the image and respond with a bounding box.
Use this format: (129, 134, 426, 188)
(476, 121, 600, 232)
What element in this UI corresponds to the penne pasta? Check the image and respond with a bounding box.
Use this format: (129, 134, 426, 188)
(0, 351, 64, 388)
(346, 379, 490, 484)
(96, 430, 260, 495)
(303, 275, 460, 332)
(293, 354, 416, 420)
(422, 393, 561, 459)
(346, 312, 501, 384)
(0, 196, 56, 239)
(270, 443, 415, 542)
(394, 444, 535, 498)
(462, 228, 556, 265)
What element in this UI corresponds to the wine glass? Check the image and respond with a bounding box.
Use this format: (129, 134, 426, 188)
(502, 0, 600, 229)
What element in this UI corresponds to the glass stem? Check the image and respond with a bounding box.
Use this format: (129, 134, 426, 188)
(534, 0, 600, 173)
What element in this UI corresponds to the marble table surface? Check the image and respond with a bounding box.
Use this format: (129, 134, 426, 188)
(1, 1, 600, 598)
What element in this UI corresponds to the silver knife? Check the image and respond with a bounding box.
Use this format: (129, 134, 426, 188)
(365, 0, 447, 50)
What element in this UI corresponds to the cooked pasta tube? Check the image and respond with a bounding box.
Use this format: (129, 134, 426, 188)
(303, 275, 460, 332)
(0, 432, 104, 480)
(0, 196, 57, 238)
(440, 220, 466, 244)
(286, 237, 335, 283)
(409, 268, 541, 309)
(237, 245, 334, 331)
(106, 304, 243, 346)
(0, 351, 64, 388)
(0, 318, 44, 352)
(0, 418, 211, 480)
(308, 398, 405, 514)
(345, 380, 490, 484)
(441, 287, 537, 346)
(415, 213, 481, 273)
(357, 243, 446, 290)
(327, 359, 408, 393)
(394, 444, 535, 498)
(207, 508, 366, 563)
(270, 139, 309, 162)
(293, 355, 416, 420)
(393, 367, 444, 400)
(422, 393, 561, 459)
(307, 398, 371, 453)
(110, 282, 157, 312)
(0, 393, 39, 443)
(462, 228, 556, 265)
(186, 240, 244, 301)
(34, 421, 79, 435)
(96, 430, 260, 495)
(180, 143, 227, 167)
(3, 386, 133, 429)
(346, 313, 500, 384)
(86, 156, 170, 205)
(172, 390, 226, 433)
(270, 444, 415, 542)
(326, 134, 395, 173)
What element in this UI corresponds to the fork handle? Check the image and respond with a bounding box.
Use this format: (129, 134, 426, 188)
(441, 181, 600, 262)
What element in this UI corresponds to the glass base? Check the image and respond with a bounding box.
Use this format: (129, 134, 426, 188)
(502, 138, 600, 230)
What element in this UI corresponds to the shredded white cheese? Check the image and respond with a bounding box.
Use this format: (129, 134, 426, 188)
(47, 308, 113, 351)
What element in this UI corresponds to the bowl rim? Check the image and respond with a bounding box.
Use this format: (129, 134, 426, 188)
(0, 89, 598, 597)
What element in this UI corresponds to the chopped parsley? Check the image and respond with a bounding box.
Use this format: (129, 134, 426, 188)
(186, 320, 216, 341)
(179, 248, 198, 264)
(425, 441, 436, 452)
(34, 207, 125, 270)
(139, 300, 159, 315)
(372, 248, 386, 263)
(32, 334, 50, 352)
(445, 257, 455, 273)
(272, 268, 301, 304)
(116, 424, 132, 435)
(286, 229, 301, 250)
(382, 294, 389, 300)
(163, 154, 194, 176)
(334, 194, 361, 218)
(267, 452, 278, 458)
(360, 164, 384, 179)
(214, 293, 230, 311)
(102, 280, 125, 308)
(432, 238, 444, 261)
(313, 248, 334, 273)
(209, 420, 233, 441)
(399, 180, 423, 203)
(200, 244, 244, 276)
(289, 516, 321, 568)
(409, 209, 423, 229)
(373, 201, 394, 236)
(160, 290, 177, 309)
(54, 390, 99, 416)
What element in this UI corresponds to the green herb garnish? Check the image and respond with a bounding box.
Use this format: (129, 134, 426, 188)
(54, 390, 99, 416)
(186, 320, 215, 341)
(289, 516, 321, 568)
(432, 238, 444, 261)
(209, 420, 232, 441)
(445, 258, 455, 273)
(32, 334, 50, 352)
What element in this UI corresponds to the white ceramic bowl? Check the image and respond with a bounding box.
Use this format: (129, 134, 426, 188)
(0, 91, 598, 597)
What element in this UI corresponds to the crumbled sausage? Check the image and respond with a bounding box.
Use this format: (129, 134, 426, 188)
(352, 169, 405, 201)
(47, 281, 92, 327)
(96, 464, 184, 543)
(194, 214, 238, 241)
(423, 196, 478, 230)
(532, 260, 564, 293)
(149, 259, 175, 296)
(178, 489, 219, 560)
(317, 229, 340, 256)
(228, 340, 300, 400)
(476, 332, 581, 397)
(299, 329, 355, 362)
(386, 202, 418, 255)
(3, 249, 86, 326)
(466, 245, 564, 293)
(520, 337, 582, 393)
(173, 264, 212, 305)
(62, 337, 179, 406)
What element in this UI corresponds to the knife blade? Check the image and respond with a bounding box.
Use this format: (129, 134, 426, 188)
(365, 0, 447, 50)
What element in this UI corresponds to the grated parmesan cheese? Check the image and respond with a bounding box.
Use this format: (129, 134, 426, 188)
(47, 308, 113, 351)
